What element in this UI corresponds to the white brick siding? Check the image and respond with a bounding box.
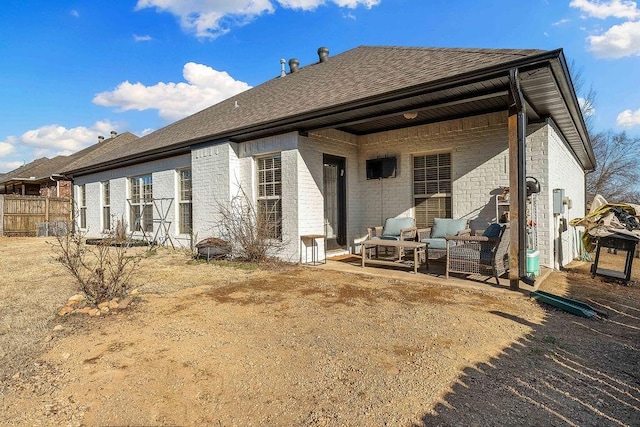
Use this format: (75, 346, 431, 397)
(73, 154, 190, 244)
(73, 113, 585, 270)
(303, 130, 360, 254)
(358, 112, 511, 234)
(191, 142, 239, 241)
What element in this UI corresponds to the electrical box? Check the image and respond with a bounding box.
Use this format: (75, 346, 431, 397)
(553, 189, 565, 215)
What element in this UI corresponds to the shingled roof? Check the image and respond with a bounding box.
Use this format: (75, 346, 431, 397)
(1, 132, 139, 186)
(0, 155, 71, 183)
(63, 45, 593, 175)
(62, 132, 139, 173)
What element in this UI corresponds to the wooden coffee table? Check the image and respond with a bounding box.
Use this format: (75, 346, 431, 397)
(361, 239, 428, 273)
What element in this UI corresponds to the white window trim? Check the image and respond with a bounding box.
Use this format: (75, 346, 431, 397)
(255, 154, 283, 241)
(78, 184, 87, 230)
(176, 168, 192, 235)
(102, 181, 111, 232)
(413, 152, 453, 228)
(128, 174, 153, 233)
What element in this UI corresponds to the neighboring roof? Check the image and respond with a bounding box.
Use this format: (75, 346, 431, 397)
(0, 157, 51, 183)
(1, 132, 139, 186)
(63, 46, 594, 175)
(0, 156, 70, 184)
(62, 132, 139, 173)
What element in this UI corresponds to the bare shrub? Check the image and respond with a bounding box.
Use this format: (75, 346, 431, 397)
(51, 218, 142, 305)
(216, 188, 287, 262)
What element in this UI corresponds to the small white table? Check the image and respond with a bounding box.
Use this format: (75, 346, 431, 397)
(361, 239, 427, 273)
(300, 234, 326, 265)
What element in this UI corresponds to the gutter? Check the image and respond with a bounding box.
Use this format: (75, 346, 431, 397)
(548, 52, 595, 171)
(509, 68, 533, 288)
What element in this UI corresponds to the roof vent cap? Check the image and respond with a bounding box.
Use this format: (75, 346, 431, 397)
(280, 58, 286, 77)
(289, 58, 299, 73)
(110, 131, 117, 138)
(98, 135, 105, 142)
(318, 47, 329, 63)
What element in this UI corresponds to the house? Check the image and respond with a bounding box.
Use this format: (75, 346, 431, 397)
(62, 46, 594, 281)
(0, 156, 74, 197)
(0, 131, 139, 198)
(0, 132, 139, 236)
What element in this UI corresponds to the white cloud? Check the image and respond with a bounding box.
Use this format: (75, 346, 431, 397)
(0, 141, 16, 158)
(0, 161, 23, 174)
(552, 18, 570, 25)
(135, 0, 274, 39)
(587, 20, 640, 56)
(617, 108, 640, 127)
(569, 0, 640, 20)
(0, 121, 120, 161)
(135, 0, 380, 38)
(570, 1, 640, 57)
(134, 34, 153, 42)
(332, 0, 380, 7)
(71, 9, 80, 18)
(93, 62, 251, 121)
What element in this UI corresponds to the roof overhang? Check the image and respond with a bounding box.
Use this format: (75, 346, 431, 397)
(224, 49, 594, 170)
(68, 48, 594, 176)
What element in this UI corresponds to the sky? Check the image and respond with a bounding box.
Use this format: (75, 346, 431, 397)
(1, 0, 639, 173)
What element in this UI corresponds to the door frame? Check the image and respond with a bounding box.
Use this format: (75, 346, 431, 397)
(323, 154, 347, 246)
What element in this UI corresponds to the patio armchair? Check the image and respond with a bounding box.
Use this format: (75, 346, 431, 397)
(445, 222, 510, 285)
(417, 218, 471, 261)
(366, 217, 417, 260)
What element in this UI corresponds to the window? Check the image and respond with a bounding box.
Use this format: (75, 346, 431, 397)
(178, 169, 192, 234)
(78, 184, 87, 229)
(102, 181, 111, 231)
(256, 155, 282, 240)
(413, 153, 452, 228)
(129, 174, 153, 232)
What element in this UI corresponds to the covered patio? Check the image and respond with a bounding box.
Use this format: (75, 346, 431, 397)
(289, 48, 594, 290)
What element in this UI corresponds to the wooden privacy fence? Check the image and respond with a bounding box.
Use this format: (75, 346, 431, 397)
(0, 195, 72, 237)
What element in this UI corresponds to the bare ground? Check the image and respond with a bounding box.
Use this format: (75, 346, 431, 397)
(0, 237, 639, 426)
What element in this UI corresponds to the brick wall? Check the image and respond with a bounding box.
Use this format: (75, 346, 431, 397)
(73, 154, 190, 243)
(358, 112, 511, 234)
(547, 122, 586, 268)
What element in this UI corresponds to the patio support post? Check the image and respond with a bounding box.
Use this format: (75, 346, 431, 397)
(508, 68, 528, 291)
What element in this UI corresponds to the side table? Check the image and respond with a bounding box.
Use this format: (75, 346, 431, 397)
(300, 234, 326, 265)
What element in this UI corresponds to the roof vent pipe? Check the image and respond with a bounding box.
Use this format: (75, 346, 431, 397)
(289, 58, 299, 73)
(318, 47, 329, 63)
(98, 135, 105, 142)
(110, 131, 117, 138)
(280, 58, 286, 77)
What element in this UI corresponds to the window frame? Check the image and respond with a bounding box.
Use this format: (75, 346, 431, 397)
(177, 168, 192, 234)
(102, 181, 111, 231)
(256, 154, 282, 240)
(78, 184, 87, 230)
(129, 174, 153, 232)
(413, 152, 452, 228)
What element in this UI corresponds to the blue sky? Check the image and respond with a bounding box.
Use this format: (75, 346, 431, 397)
(1, 0, 639, 173)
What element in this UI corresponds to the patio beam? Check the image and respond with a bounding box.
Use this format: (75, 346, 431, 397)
(508, 69, 528, 291)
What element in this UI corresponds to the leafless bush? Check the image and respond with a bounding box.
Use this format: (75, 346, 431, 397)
(216, 188, 287, 262)
(51, 219, 141, 305)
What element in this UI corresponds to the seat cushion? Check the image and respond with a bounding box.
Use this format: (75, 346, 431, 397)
(431, 218, 467, 239)
(420, 237, 446, 250)
(379, 235, 400, 241)
(382, 217, 415, 237)
(482, 223, 505, 238)
(480, 223, 506, 263)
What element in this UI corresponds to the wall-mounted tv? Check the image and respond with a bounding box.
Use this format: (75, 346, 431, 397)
(366, 157, 397, 180)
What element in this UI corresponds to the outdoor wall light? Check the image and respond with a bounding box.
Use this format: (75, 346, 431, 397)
(403, 111, 418, 120)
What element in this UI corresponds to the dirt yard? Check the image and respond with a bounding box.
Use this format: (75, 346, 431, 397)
(1, 237, 639, 426)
